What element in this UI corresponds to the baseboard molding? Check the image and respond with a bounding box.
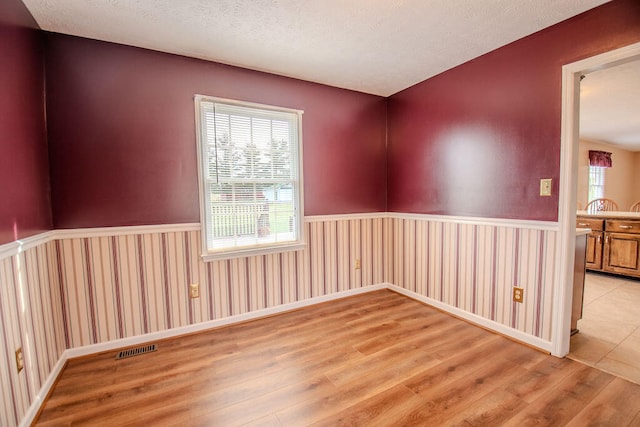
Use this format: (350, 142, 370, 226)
(19, 354, 67, 427)
(387, 284, 553, 353)
(64, 284, 387, 359)
(20, 281, 553, 426)
(21, 284, 386, 425)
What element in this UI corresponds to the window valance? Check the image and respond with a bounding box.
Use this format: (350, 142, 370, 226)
(588, 150, 612, 168)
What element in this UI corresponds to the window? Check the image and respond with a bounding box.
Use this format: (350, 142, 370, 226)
(195, 96, 304, 260)
(588, 165, 605, 202)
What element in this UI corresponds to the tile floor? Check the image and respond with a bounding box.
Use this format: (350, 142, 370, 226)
(569, 272, 640, 384)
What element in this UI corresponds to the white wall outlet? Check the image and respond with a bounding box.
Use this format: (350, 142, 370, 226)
(15, 347, 24, 373)
(189, 283, 199, 299)
(513, 287, 524, 303)
(540, 178, 552, 196)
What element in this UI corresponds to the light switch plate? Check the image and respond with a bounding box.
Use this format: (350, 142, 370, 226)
(540, 179, 552, 196)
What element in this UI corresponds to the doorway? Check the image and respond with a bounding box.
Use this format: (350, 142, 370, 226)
(554, 41, 640, 370)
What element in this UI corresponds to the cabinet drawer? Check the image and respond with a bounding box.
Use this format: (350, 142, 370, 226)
(605, 220, 640, 235)
(576, 218, 604, 231)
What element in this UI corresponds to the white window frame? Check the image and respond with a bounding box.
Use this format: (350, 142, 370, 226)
(588, 165, 605, 202)
(194, 95, 305, 261)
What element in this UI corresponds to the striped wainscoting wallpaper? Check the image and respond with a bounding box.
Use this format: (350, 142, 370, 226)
(0, 213, 562, 426)
(0, 241, 66, 427)
(386, 216, 557, 341)
(54, 216, 386, 348)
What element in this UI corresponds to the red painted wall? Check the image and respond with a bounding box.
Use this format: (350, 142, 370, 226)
(8, 0, 639, 234)
(0, 0, 52, 245)
(387, 0, 640, 221)
(45, 35, 387, 228)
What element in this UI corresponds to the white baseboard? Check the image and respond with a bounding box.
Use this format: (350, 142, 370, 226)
(19, 354, 67, 427)
(64, 284, 387, 359)
(387, 284, 553, 353)
(21, 284, 385, 425)
(21, 281, 552, 426)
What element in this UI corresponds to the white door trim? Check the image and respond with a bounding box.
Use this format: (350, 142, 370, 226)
(552, 41, 640, 357)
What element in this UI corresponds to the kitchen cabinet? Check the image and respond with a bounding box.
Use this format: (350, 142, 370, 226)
(577, 214, 640, 279)
(603, 219, 640, 276)
(571, 231, 588, 335)
(576, 218, 604, 270)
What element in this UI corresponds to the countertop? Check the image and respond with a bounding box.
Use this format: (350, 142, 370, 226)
(577, 211, 640, 219)
(576, 227, 591, 237)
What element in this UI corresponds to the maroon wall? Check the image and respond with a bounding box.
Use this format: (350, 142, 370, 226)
(0, 0, 52, 245)
(387, 0, 640, 221)
(45, 35, 387, 228)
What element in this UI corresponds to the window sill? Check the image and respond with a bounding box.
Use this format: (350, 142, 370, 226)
(201, 241, 306, 262)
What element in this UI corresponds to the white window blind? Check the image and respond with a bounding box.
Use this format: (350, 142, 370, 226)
(588, 165, 605, 202)
(195, 96, 304, 259)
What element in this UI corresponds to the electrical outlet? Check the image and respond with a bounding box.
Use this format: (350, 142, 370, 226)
(15, 347, 24, 373)
(355, 259, 361, 270)
(513, 287, 524, 303)
(189, 283, 199, 299)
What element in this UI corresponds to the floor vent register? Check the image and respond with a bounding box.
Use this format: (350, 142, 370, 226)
(115, 344, 158, 360)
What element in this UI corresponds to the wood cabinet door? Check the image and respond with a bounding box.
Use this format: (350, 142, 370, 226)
(603, 232, 640, 277)
(585, 231, 603, 270)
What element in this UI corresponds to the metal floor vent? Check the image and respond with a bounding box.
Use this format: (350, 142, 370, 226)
(116, 344, 157, 360)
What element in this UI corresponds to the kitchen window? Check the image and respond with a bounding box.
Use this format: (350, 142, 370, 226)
(194, 96, 304, 260)
(588, 165, 605, 202)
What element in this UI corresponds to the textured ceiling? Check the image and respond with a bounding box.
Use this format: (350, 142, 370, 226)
(22, 0, 635, 149)
(580, 59, 640, 151)
(21, 0, 610, 97)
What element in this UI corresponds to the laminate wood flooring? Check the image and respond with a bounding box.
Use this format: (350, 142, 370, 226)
(35, 290, 640, 426)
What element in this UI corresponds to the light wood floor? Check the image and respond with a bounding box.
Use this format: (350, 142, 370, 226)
(35, 290, 640, 426)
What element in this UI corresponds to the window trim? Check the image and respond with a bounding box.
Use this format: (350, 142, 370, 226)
(194, 95, 305, 261)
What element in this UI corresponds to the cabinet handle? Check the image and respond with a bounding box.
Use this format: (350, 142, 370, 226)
(619, 225, 633, 229)
(578, 223, 590, 226)
(597, 235, 601, 244)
